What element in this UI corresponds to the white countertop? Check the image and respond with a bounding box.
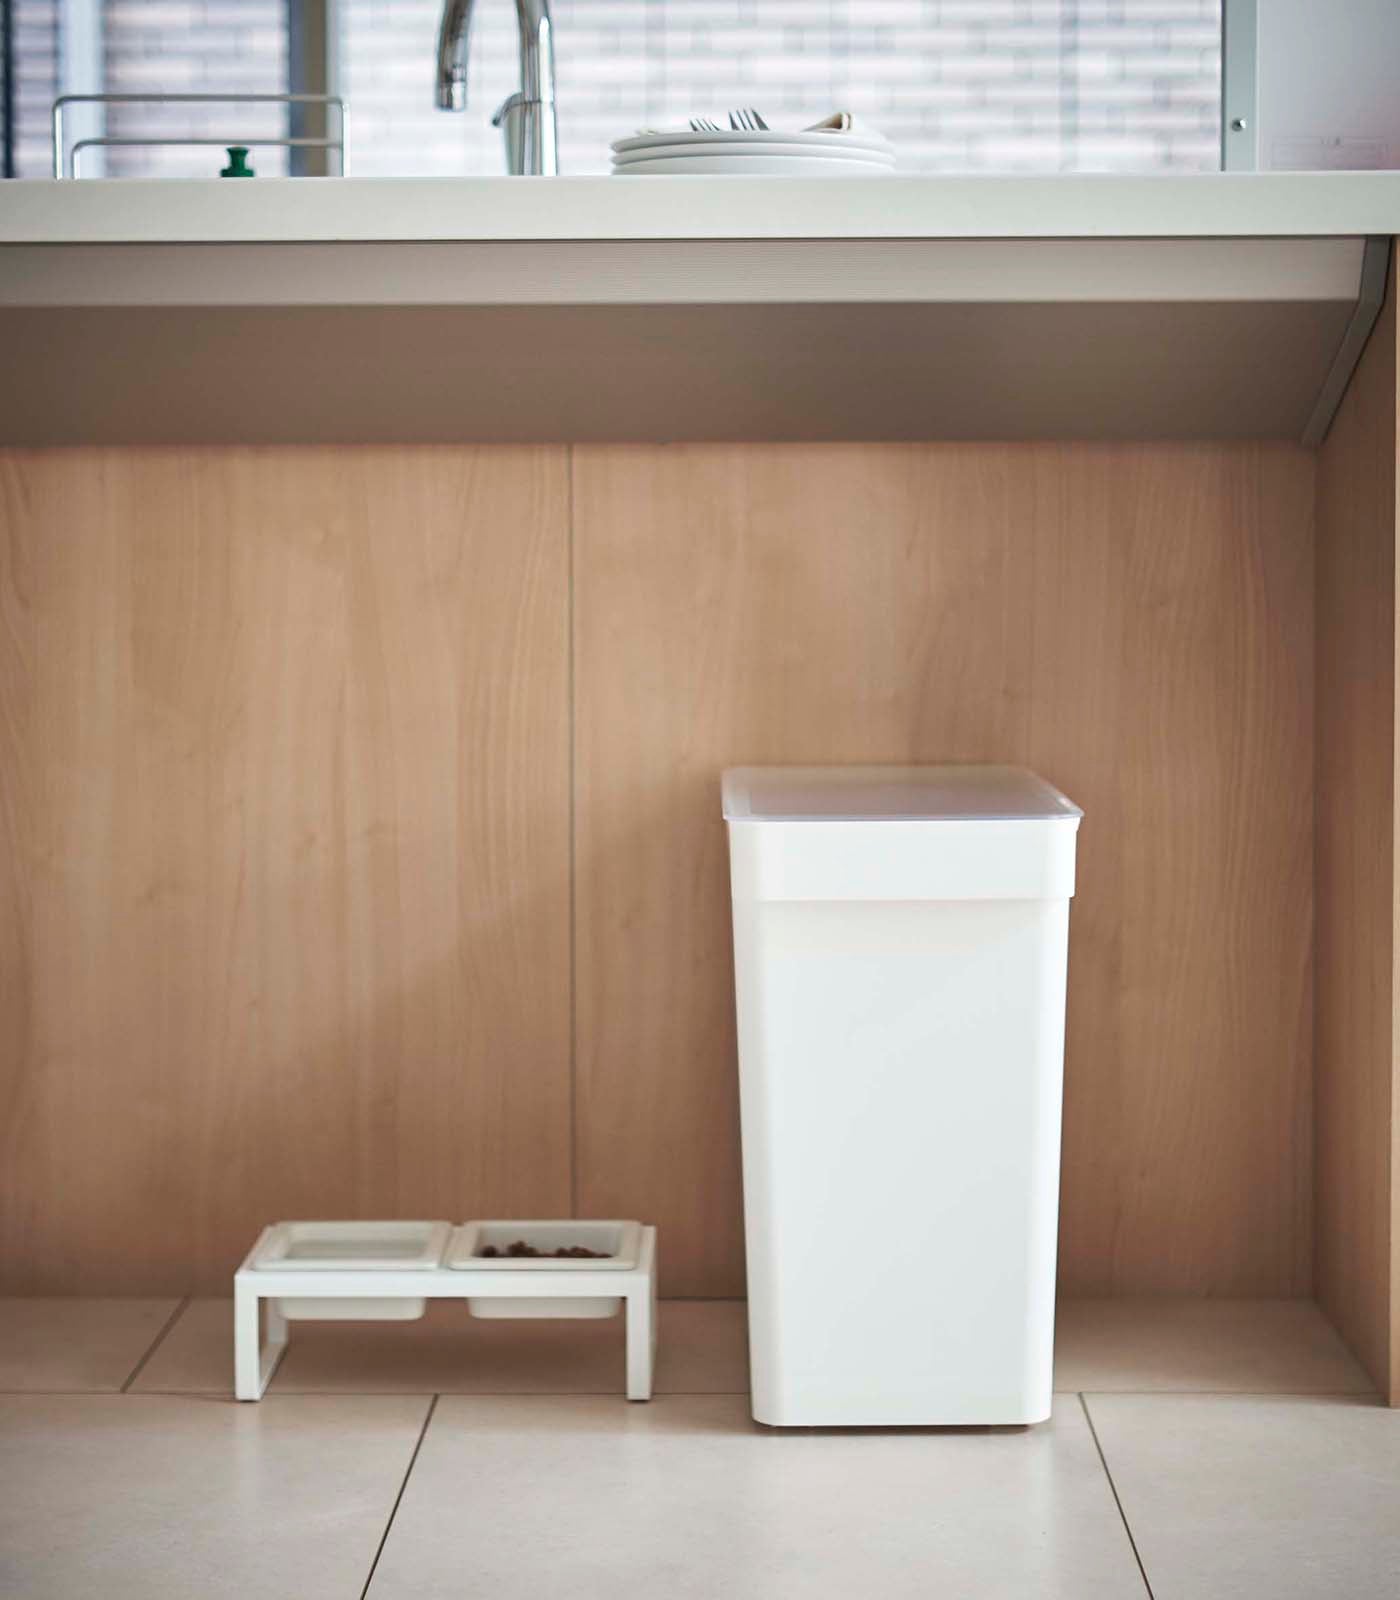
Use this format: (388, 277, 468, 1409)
(2, 172, 1399, 245)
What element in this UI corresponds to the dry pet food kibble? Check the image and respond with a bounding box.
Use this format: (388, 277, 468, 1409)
(478, 1240, 612, 1259)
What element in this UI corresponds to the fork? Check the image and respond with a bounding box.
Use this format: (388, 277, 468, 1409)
(689, 116, 723, 132)
(729, 107, 770, 131)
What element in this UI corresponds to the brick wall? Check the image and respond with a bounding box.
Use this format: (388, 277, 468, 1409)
(103, 1, 288, 177)
(343, 0, 1221, 175)
(10, 0, 62, 177)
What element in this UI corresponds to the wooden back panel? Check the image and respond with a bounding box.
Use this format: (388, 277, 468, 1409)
(0, 448, 572, 1292)
(0, 441, 1313, 1296)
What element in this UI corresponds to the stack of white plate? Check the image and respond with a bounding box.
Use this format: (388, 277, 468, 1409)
(611, 129, 896, 176)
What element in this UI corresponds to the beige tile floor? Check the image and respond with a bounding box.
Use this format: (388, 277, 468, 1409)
(0, 1297, 181, 1392)
(0, 1392, 428, 1600)
(1, 1297, 1395, 1598)
(1089, 1393, 1400, 1600)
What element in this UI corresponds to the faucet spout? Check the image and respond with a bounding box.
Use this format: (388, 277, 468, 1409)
(435, 0, 558, 173)
(434, 0, 472, 111)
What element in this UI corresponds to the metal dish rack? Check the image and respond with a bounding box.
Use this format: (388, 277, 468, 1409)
(52, 93, 349, 178)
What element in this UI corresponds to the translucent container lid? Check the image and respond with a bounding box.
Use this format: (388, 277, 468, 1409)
(721, 765, 1082, 823)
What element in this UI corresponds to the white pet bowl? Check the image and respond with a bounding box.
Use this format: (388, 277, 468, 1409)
(252, 1219, 451, 1321)
(448, 1220, 642, 1318)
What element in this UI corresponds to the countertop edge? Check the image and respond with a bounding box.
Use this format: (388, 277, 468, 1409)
(2, 172, 1400, 245)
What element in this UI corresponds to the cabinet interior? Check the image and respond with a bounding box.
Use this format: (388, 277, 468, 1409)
(0, 263, 1395, 1403)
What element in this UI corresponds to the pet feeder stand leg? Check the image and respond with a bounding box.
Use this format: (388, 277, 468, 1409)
(234, 1278, 288, 1401)
(624, 1227, 658, 1400)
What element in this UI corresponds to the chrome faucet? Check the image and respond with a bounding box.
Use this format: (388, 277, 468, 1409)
(435, 0, 558, 175)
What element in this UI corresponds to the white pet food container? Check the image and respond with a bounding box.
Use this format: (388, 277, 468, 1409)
(447, 1220, 643, 1318)
(251, 1220, 452, 1320)
(724, 765, 1082, 1427)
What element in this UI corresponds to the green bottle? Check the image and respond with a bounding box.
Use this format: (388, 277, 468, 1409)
(220, 146, 255, 178)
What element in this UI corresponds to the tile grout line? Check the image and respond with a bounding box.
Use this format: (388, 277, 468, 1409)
(1066, 1386, 1375, 1398)
(1079, 1392, 1155, 1600)
(567, 443, 579, 1222)
(119, 1296, 190, 1394)
(359, 1392, 439, 1600)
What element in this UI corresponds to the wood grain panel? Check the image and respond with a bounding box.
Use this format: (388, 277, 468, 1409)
(0, 447, 571, 1293)
(1316, 256, 1400, 1402)
(573, 443, 1314, 1298)
(1034, 447, 1314, 1295)
(0, 438, 1321, 1299)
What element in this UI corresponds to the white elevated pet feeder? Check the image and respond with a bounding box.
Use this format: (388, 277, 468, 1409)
(233, 1218, 656, 1402)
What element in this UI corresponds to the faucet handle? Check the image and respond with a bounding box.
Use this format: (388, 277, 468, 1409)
(492, 91, 527, 172)
(492, 92, 557, 175)
(491, 91, 525, 129)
